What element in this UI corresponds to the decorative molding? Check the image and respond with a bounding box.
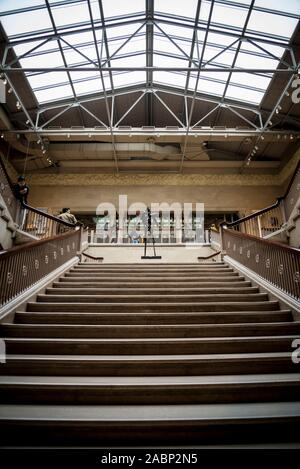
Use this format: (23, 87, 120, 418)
(25, 172, 285, 187)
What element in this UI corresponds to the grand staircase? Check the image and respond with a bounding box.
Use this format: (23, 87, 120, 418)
(0, 261, 300, 446)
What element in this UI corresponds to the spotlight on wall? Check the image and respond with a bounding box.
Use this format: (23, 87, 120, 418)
(16, 101, 21, 109)
(42, 149, 46, 154)
(268, 121, 273, 126)
(285, 91, 290, 97)
(260, 135, 265, 140)
(254, 145, 259, 150)
(37, 139, 41, 144)
(290, 134, 294, 140)
(1, 133, 4, 139)
(7, 87, 12, 94)
(26, 119, 30, 125)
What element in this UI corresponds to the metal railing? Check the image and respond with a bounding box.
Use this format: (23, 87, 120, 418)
(222, 228, 300, 301)
(0, 229, 81, 306)
(224, 160, 300, 238)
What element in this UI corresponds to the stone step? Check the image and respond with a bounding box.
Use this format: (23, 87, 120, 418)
(45, 286, 260, 296)
(1, 322, 300, 338)
(64, 271, 240, 278)
(14, 310, 293, 325)
(27, 300, 280, 312)
(60, 276, 247, 284)
(55, 280, 252, 288)
(36, 293, 269, 303)
(0, 374, 299, 405)
(3, 336, 296, 356)
(77, 262, 226, 267)
(1, 402, 300, 445)
(0, 352, 298, 376)
(71, 267, 233, 274)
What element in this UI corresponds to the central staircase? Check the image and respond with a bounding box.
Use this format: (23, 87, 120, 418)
(0, 261, 300, 445)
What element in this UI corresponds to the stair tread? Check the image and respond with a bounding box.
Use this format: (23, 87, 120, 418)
(1, 402, 300, 421)
(1, 373, 300, 385)
(4, 336, 298, 343)
(2, 322, 298, 329)
(4, 351, 294, 359)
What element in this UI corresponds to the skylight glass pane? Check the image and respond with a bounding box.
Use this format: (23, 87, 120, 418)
(63, 46, 97, 66)
(27, 71, 70, 90)
(35, 84, 73, 103)
(235, 51, 279, 70)
(106, 23, 143, 40)
(211, 4, 249, 29)
(108, 34, 145, 58)
(153, 71, 187, 88)
(229, 73, 272, 91)
(102, 0, 143, 18)
(0, 0, 43, 13)
(113, 71, 146, 88)
(51, 2, 90, 28)
(154, 52, 186, 66)
(247, 10, 298, 39)
(73, 78, 104, 96)
(156, 24, 195, 41)
(13, 39, 56, 57)
(156, 0, 198, 18)
(0, 9, 52, 37)
(225, 85, 264, 104)
(240, 41, 284, 60)
(154, 35, 190, 58)
(69, 71, 100, 82)
(255, 0, 300, 15)
(19, 48, 64, 69)
(189, 76, 226, 96)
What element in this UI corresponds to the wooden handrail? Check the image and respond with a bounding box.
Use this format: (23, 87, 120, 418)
(225, 159, 300, 228)
(82, 249, 103, 261)
(0, 229, 80, 259)
(222, 227, 300, 255)
(223, 199, 282, 228)
(198, 250, 221, 260)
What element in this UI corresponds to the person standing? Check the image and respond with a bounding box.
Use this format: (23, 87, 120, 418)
(13, 175, 29, 228)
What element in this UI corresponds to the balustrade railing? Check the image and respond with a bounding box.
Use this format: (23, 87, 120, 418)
(0, 229, 81, 306)
(222, 228, 300, 301)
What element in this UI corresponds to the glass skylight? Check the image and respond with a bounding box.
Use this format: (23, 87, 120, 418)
(0, 0, 298, 106)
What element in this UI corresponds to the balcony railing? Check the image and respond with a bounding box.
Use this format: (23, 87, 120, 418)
(222, 228, 300, 301)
